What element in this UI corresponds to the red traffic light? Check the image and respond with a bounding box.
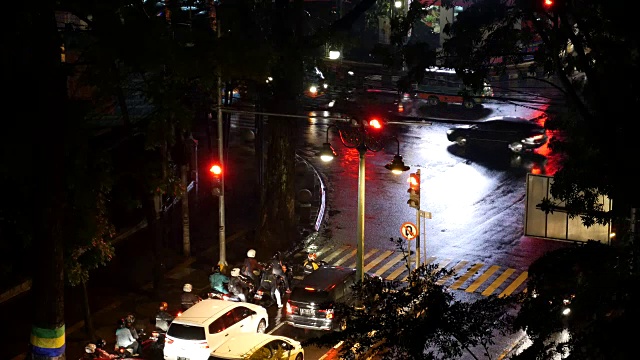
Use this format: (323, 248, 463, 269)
(408, 173, 420, 190)
(543, 0, 553, 7)
(209, 164, 222, 176)
(368, 118, 382, 129)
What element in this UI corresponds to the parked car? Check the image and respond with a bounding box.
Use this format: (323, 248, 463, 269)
(341, 87, 411, 118)
(163, 299, 268, 360)
(285, 266, 377, 331)
(446, 116, 548, 153)
(208, 333, 304, 360)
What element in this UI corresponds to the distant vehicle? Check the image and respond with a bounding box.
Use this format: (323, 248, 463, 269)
(208, 333, 304, 360)
(446, 116, 548, 153)
(413, 67, 493, 109)
(163, 299, 268, 360)
(285, 266, 379, 331)
(344, 88, 411, 118)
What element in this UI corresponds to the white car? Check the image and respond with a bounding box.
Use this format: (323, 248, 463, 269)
(163, 299, 269, 360)
(208, 333, 304, 360)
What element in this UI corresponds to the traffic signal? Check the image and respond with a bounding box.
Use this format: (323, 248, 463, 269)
(210, 163, 222, 196)
(368, 118, 382, 130)
(407, 171, 420, 209)
(543, 0, 553, 7)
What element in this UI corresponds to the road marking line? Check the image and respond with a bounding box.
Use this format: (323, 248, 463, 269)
(346, 248, 378, 269)
(436, 260, 468, 285)
(364, 250, 394, 272)
(322, 245, 351, 263)
(499, 271, 528, 298)
(450, 263, 484, 290)
(375, 252, 406, 276)
(401, 256, 437, 281)
(267, 321, 285, 334)
(386, 263, 410, 281)
(466, 265, 500, 293)
(334, 249, 357, 266)
(482, 268, 515, 296)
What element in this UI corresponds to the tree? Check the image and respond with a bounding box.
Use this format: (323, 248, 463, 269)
(303, 238, 518, 360)
(435, 0, 640, 230)
(512, 241, 638, 359)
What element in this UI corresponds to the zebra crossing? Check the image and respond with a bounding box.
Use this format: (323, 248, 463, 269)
(313, 245, 528, 298)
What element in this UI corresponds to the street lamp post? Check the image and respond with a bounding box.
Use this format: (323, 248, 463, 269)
(319, 119, 410, 282)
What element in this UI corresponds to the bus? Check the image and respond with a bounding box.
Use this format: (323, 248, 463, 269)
(412, 67, 493, 109)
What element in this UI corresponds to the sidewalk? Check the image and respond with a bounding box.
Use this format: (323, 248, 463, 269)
(7, 125, 327, 360)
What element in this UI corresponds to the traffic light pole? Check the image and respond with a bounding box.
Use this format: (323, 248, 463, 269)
(216, 16, 227, 270)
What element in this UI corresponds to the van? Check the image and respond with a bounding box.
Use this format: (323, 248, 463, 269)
(285, 266, 376, 331)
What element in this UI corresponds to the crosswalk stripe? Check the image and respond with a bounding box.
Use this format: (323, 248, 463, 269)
(322, 245, 351, 263)
(402, 256, 437, 281)
(364, 250, 394, 272)
(482, 268, 515, 296)
(386, 263, 410, 281)
(346, 248, 378, 269)
(436, 260, 468, 285)
(375, 253, 407, 276)
(450, 263, 484, 290)
(334, 249, 357, 266)
(432, 259, 451, 275)
(465, 265, 500, 293)
(499, 271, 528, 298)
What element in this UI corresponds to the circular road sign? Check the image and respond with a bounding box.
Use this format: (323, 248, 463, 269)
(400, 222, 418, 240)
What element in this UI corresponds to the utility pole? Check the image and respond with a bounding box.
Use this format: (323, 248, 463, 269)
(216, 8, 227, 270)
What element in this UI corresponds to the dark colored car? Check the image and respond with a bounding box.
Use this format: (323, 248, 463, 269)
(341, 88, 411, 118)
(285, 266, 373, 331)
(446, 116, 548, 153)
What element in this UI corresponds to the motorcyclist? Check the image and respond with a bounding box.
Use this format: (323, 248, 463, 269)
(241, 249, 264, 283)
(124, 314, 139, 342)
(209, 264, 230, 295)
(259, 271, 283, 308)
(270, 251, 291, 293)
(228, 267, 249, 302)
(95, 338, 117, 359)
(181, 283, 201, 311)
(304, 252, 322, 272)
(155, 302, 174, 332)
(115, 318, 141, 356)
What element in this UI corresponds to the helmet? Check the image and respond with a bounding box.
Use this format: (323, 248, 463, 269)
(96, 338, 107, 349)
(308, 253, 317, 261)
(230, 268, 240, 277)
(247, 249, 256, 258)
(85, 343, 96, 354)
(117, 318, 126, 328)
(159, 302, 168, 311)
(183, 283, 193, 292)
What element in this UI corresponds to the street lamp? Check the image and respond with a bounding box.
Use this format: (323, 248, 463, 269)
(319, 119, 410, 282)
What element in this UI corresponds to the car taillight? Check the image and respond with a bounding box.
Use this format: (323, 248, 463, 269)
(398, 104, 404, 112)
(530, 134, 545, 141)
(257, 290, 263, 296)
(286, 302, 294, 314)
(319, 309, 334, 319)
(165, 338, 174, 344)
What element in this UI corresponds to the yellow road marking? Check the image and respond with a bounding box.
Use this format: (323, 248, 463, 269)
(402, 256, 437, 281)
(466, 265, 500, 293)
(375, 253, 407, 275)
(499, 271, 528, 298)
(436, 260, 468, 285)
(450, 263, 484, 290)
(322, 245, 351, 263)
(482, 268, 515, 296)
(346, 248, 378, 268)
(364, 250, 394, 272)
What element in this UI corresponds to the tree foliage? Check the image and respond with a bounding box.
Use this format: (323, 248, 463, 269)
(435, 0, 640, 227)
(304, 238, 518, 360)
(513, 241, 639, 359)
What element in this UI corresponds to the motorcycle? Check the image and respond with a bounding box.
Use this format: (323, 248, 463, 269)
(302, 259, 326, 276)
(253, 263, 287, 306)
(206, 288, 242, 302)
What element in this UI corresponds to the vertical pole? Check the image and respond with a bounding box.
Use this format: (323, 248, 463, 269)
(356, 146, 366, 283)
(416, 209, 420, 269)
(217, 12, 227, 270)
(194, 139, 199, 203)
(415, 169, 421, 269)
